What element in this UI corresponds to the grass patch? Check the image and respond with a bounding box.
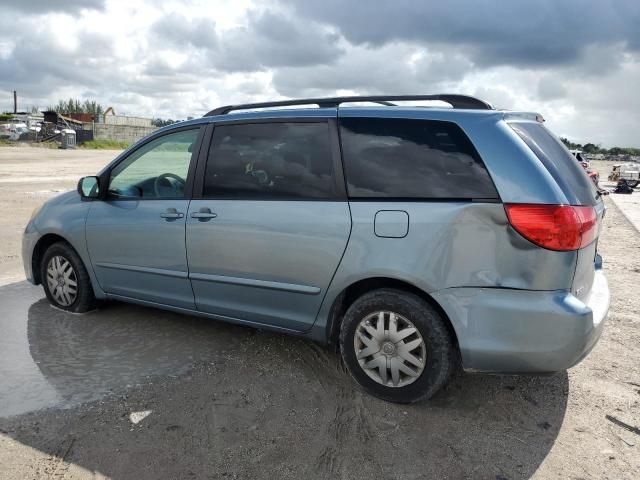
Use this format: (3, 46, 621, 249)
(38, 141, 60, 149)
(80, 139, 130, 150)
(1, 140, 62, 148)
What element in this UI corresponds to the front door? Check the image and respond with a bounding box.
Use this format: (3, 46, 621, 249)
(187, 120, 351, 332)
(86, 127, 202, 309)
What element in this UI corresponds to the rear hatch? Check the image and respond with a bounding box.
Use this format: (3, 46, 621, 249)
(508, 120, 604, 302)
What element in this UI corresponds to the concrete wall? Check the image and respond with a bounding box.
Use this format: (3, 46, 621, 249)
(102, 115, 153, 127)
(93, 124, 156, 144)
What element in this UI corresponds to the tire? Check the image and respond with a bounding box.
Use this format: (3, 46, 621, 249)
(626, 180, 638, 188)
(40, 241, 96, 313)
(339, 288, 457, 403)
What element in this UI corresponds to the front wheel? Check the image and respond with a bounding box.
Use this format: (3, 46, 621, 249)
(626, 180, 638, 188)
(339, 288, 457, 403)
(41, 241, 96, 313)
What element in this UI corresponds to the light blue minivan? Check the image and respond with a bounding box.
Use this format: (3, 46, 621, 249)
(23, 95, 610, 402)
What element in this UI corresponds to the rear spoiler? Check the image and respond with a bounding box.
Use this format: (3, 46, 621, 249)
(503, 112, 545, 123)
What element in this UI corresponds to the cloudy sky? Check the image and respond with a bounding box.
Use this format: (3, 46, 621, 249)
(0, 0, 639, 147)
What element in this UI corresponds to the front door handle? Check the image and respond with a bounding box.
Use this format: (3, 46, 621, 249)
(160, 208, 184, 220)
(191, 208, 217, 221)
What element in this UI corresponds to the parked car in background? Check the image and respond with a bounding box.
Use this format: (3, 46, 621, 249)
(570, 149, 589, 167)
(0, 122, 29, 141)
(570, 149, 602, 187)
(22, 94, 610, 403)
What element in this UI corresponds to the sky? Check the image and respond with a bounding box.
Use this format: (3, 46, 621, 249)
(0, 0, 639, 147)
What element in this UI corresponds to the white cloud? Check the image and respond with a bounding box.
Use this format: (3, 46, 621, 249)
(0, 0, 638, 147)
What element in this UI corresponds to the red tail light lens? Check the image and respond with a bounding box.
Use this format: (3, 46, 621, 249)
(504, 204, 597, 251)
(574, 205, 598, 247)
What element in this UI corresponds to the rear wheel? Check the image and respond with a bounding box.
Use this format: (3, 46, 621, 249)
(339, 288, 456, 403)
(41, 242, 96, 313)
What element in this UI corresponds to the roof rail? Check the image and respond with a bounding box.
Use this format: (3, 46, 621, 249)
(204, 94, 492, 116)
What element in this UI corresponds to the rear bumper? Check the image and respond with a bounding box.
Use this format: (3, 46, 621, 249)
(432, 268, 610, 373)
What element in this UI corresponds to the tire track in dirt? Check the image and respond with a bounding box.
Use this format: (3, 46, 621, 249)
(298, 343, 380, 477)
(313, 384, 351, 476)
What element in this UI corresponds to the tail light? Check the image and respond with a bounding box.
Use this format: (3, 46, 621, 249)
(504, 204, 597, 251)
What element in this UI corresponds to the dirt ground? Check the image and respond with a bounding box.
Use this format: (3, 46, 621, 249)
(0, 146, 117, 285)
(0, 146, 638, 479)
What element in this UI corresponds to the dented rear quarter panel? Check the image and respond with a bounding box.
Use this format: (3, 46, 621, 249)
(311, 201, 578, 341)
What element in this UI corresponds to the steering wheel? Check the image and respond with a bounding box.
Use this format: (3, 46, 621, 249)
(154, 173, 185, 197)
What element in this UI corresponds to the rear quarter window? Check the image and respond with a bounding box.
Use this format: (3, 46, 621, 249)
(339, 117, 499, 200)
(509, 122, 598, 206)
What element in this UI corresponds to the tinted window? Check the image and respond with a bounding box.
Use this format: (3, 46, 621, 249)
(109, 128, 199, 199)
(203, 122, 337, 199)
(510, 122, 598, 206)
(339, 118, 498, 199)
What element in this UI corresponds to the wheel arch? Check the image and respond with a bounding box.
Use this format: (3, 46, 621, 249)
(31, 233, 75, 285)
(325, 277, 460, 352)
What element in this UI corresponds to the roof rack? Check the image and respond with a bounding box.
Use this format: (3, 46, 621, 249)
(204, 94, 492, 116)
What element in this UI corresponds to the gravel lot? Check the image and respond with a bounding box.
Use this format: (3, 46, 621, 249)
(0, 146, 638, 479)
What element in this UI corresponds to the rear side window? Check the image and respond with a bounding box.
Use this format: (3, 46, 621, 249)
(509, 122, 598, 206)
(204, 122, 337, 199)
(339, 118, 498, 199)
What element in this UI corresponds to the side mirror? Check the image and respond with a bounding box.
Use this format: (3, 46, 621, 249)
(78, 176, 100, 199)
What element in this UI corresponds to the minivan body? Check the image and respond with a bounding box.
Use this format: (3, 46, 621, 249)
(23, 96, 610, 402)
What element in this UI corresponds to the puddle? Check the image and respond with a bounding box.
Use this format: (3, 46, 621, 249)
(0, 281, 244, 417)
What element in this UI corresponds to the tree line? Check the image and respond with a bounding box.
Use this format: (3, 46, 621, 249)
(48, 98, 105, 116)
(560, 137, 640, 156)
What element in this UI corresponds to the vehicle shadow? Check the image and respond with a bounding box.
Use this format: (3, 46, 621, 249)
(0, 283, 568, 480)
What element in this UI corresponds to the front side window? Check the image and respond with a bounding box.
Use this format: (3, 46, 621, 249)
(203, 122, 337, 199)
(109, 128, 200, 199)
(340, 118, 499, 199)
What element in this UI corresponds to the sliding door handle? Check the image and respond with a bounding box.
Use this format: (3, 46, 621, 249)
(191, 208, 217, 221)
(160, 208, 184, 220)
